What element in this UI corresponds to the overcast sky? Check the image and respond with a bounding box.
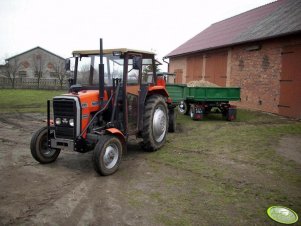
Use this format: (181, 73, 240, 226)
(0, 0, 274, 69)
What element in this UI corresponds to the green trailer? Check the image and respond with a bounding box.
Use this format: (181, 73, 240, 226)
(166, 84, 241, 121)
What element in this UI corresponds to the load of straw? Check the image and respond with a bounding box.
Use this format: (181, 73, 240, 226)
(187, 80, 219, 87)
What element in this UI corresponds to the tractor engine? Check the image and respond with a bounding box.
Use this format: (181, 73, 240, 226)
(50, 90, 106, 152)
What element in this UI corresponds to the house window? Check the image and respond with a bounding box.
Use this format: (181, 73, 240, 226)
(48, 63, 54, 70)
(21, 61, 30, 68)
(19, 71, 27, 77)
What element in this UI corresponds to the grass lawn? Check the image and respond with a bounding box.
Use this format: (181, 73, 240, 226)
(143, 111, 301, 225)
(0, 89, 65, 113)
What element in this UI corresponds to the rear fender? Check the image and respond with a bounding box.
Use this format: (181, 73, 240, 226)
(147, 86, 169, 99)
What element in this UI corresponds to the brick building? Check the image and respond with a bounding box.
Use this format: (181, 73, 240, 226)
(165, 0, 301, 118)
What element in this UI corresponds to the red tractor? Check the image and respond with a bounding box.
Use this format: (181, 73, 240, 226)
(30, 40, 176, 176)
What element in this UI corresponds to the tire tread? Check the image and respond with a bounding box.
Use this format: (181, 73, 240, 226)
(30, 126, 60, 164)
(142, 95, 168, 152)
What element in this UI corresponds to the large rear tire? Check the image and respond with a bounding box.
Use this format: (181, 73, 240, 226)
(93, 135, 123, 176)
(30, 126, 60, 164)
(142, 95, 168, 152)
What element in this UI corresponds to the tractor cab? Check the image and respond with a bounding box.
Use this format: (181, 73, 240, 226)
(30, 41, 176, 176)
(68, 48, 161, 87)
(66, 49, 168, 136)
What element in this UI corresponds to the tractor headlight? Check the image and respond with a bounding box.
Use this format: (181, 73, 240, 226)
(55, 118, 62, 125)
(69, 118, 74, 127)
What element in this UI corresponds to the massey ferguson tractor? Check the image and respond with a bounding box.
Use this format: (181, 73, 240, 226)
(30, 39, 175, 176)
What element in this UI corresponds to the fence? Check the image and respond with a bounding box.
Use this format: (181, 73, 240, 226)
(0, 77, 69, 90)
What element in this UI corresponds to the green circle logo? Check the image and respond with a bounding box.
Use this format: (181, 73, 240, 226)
(267, 206, 298, 224)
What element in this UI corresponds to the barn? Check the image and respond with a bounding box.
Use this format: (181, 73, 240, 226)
(4, 46, 65, 79)
(165, 0, 301, 119)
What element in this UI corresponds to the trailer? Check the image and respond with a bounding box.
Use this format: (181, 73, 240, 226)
(165, 84, 241, 121)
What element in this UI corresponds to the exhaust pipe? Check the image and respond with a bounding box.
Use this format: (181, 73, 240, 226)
(99, 38, 105, 105)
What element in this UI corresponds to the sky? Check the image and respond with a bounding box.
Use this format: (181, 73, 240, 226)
(0, 0, 275, 69)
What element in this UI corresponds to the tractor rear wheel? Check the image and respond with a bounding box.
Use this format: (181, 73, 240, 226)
(93, 135, 123, 176)
(142, 95, 168, 151)
(30, 126, 60, 164)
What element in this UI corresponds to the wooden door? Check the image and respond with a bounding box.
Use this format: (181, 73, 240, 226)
(174, 69, 183, 84)
(205, 51, 227, 86)
(279, 44, 301, 118)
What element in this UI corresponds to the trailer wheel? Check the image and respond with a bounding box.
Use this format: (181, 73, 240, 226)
(142, 95, 168, 151)
(178, 101, 189, 115)
(93, 135, 122, 176)
(168, 108, 177, 133)
(189, 105, 195, 120)
(30, 126, 60, 164)
(226, 107, 237, 121)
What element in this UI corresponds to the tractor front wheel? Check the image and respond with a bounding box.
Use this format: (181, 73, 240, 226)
(142, 95, 168, 151)
(93, 135, 123, 176)
(30, 126, 60, 164)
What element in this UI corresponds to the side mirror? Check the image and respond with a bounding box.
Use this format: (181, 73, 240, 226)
(133, 56, 142, 70)
(65, 58, 71, 71)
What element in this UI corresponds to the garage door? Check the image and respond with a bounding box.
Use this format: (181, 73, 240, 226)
(279, 45, 301, 118)
(174, 69, 183, 84)
(186, 55, 203, 82)
(205, 51, 227, 86)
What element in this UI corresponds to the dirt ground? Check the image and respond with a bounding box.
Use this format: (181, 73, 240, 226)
(0, 112, 300, 225)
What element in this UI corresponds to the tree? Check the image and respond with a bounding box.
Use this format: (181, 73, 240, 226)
(32, 54, 45, 88)
(142, 59, 161, 83)
(77, 64, 90, 84)
(51, 61, 67, 89)
(3, 58, 21, 88)
(142, 60, 161, 75)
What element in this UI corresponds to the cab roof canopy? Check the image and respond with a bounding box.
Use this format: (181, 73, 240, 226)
(72, 48, 155, 57)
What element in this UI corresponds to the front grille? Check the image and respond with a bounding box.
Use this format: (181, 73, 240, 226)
(53, 99, 76, 139)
